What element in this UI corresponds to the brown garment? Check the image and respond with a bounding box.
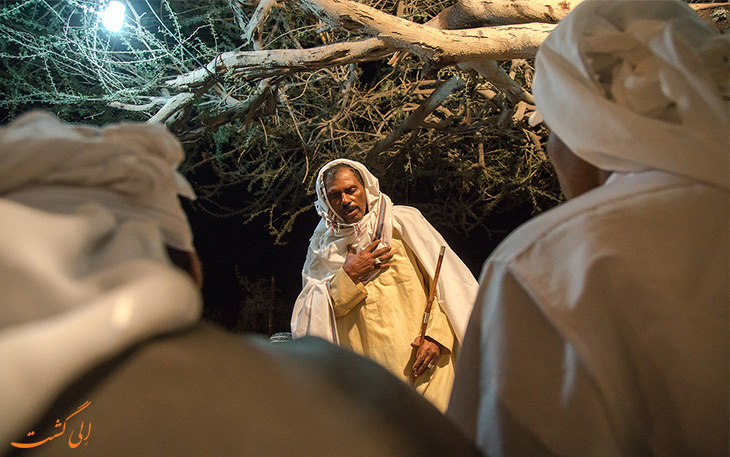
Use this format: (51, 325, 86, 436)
(7, 323, 482, 457)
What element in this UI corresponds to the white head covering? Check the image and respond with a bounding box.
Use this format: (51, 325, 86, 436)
(533, 0, 729, 189)
(307, 159, 394, 282)
(0, 111, 196, 250)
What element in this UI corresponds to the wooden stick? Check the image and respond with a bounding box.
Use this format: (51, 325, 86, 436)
(417, 245, 446, 353)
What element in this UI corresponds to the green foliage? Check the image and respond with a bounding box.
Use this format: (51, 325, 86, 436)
(0, 0, 235, 121)
(183, 59, 561, 241)
(0, 0, 562, 245)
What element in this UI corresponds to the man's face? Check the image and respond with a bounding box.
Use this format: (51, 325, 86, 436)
(325, 168, 368, 224)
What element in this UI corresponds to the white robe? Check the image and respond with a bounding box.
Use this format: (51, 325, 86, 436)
(447, 171, 729, 456)
(451, 3, 729, 453)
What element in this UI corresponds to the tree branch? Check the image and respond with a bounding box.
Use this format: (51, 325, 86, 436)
(243, 0, 278, 44)
(167, 38, 392, 90)
(297, 0, 554, 67)
(109, 97, 166, 112)
(428, 0, 581, 29)
(146, 92, 196, 124)
(366, 75, 466, 169)
(459, 60, 533, 104)
(175, 81, 277, 141)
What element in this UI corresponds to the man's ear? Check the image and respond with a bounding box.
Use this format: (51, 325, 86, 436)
(547, 134, 608, 199)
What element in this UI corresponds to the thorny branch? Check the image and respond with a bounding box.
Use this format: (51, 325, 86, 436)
(1, 0, 725, 241)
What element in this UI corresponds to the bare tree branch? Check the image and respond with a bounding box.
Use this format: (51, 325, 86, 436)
(167, 38, 392, 90)
(428, 0, 581, 29)
(109, 98, 166, 112)
(229, 0, 250, 32)
(175, 81, 277, 141)
(147, 92, 196, 124)
(243, 0, 279, 45)
(297, 0, 554, 67)
(366, 75, 466, 169)
(459, 60, 533, 104)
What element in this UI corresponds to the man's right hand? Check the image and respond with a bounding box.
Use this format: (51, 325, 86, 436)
(343, 240, 392, 283)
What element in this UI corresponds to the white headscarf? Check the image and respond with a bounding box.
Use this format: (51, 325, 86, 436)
(0, 111, 196, 250)
(307, 159, 394, 282)
(533, 0, 729, 189)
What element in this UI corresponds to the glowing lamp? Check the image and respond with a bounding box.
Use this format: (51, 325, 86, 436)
(102, 1, 126, 32)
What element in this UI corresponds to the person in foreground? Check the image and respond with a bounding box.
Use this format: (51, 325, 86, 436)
(447, 0, 729, 456)
(291, 159, 478, 411)
(0, 112, 483, 457)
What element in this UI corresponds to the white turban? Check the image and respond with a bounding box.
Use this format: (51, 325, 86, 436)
(0, 111, 196, 250)
(533, 0, 729, 189)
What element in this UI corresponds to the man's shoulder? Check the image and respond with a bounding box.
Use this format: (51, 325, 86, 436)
(489, 171, 721, 265)
(392, 205, 441, 234)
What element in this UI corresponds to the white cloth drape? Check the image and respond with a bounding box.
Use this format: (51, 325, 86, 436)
(0, 111, 196, 250)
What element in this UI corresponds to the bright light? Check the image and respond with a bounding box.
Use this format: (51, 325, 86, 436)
(102, 1, 126, 32)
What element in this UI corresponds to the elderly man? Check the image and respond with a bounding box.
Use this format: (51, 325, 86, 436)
(447, 1, 729, 456)
(1, 112, 483, 457)
(292, 159, 478, 411)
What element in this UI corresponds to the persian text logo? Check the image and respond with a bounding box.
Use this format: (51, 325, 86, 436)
(10, 401, 91, 449)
